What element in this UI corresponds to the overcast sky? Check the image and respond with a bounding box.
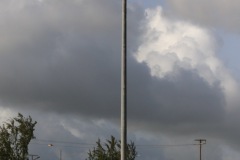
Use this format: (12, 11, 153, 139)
(0, 0, 240, 160)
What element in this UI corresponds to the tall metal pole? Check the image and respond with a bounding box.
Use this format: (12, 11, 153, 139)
(200, 143, 202, 160)
(60, 149, 62, 160)
(121, 0, 127, 160)
(195, 139, 206, 160)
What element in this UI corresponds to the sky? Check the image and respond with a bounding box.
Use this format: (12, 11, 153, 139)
(0, 0, 240, 160)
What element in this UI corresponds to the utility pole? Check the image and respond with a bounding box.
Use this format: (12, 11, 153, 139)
(48, 144, 62, 160)
(121, 0, 127, 160)
(195, 139, 206, 160)
(28, 154, 40, 160)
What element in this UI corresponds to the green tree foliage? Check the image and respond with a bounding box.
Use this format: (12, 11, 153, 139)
(0, 113, 37, 160)
(86, 136, 137, 160)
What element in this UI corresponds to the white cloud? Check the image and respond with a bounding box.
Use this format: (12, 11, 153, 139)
(0, 107, 17, 123)
(135, 6, 240, 109)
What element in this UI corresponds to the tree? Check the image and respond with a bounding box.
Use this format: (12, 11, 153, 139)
(0, 113, 37, 160)
(86, 136, 137, 160)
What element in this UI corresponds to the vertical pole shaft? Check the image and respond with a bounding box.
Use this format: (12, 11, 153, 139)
(200, 142, 202, 160)
(121, 0, 127, 160)
(60, 149, 62, 160)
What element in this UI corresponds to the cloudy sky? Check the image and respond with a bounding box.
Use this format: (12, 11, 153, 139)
(0, 0, 240, 159)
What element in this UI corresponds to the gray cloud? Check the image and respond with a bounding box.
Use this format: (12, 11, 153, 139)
(0, 0, 143, 119)
(128, 66, 226, 132)
(0, 0, 235, 139)
(1, 1, 240, 160)
(166, 0, 240, 32)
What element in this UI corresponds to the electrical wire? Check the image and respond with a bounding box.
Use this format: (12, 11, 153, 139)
(31, 138, 200, 149)
(32, 138, 95, 146)
(136, 143, 199, 149)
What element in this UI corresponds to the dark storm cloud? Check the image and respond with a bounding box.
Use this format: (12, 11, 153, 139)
(0, 0, 227, 128)
(0, 0, 143, 119)
(128, 62, 226, 133)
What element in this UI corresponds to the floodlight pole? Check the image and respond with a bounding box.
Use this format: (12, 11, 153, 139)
(121, 0, 127, 160)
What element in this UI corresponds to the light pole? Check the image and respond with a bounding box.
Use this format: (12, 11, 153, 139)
(121, 0, 127, 160)
(48, 144, 62, 160)
(28, 154, 40, 160)
(195, 139, 206, 160)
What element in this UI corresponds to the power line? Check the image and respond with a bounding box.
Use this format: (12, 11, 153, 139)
(136, 143, 198, 149)
(31, 138, 199, 149)
(32, 138, 94, 146)
(136, 143, 198, 147)
(30, 142, 92, 149)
